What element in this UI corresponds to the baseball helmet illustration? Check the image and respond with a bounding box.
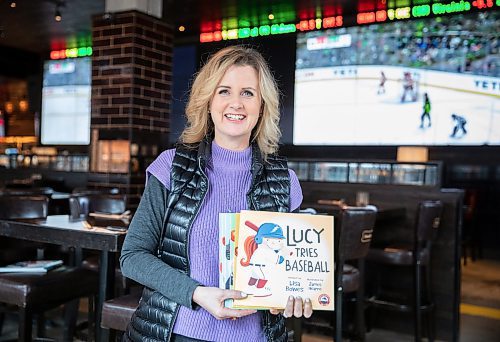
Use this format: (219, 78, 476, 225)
(254, 222, 285, 244)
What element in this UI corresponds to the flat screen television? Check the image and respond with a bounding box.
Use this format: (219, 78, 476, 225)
(41, 57, 91, 145)
(294, 11, 499, 146)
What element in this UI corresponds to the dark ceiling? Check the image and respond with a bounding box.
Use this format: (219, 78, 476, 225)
(0, 0, 104, 53)
(0, 0, 359, 54)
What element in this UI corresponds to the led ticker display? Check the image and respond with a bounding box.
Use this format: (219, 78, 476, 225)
(356, 0, 492, 24)
(471, 0, 494, 9)
(200, 16, 343, 43)
(50, 47, 92, 60)
(199, 1, 499, 43)
(431, 1, 471, 14)
(412, 5, 432, 17)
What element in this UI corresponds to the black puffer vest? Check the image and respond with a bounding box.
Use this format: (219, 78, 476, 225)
(124, 140, 291, 341)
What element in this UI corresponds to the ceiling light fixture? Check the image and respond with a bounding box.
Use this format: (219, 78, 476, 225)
(268, 13, 275, 20)
(178, 26, 185, 32)
(10, 1, 17, 8)
(54, 5, 62, 21)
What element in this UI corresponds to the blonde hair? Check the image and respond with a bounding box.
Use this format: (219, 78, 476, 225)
(179, 45, 281, 158)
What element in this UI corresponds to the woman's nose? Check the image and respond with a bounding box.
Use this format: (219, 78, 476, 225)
(229, 95, 243, 109)
(229, 102, 242, 110)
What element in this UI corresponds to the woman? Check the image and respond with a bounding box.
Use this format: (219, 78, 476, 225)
(120, 45, 311, 342)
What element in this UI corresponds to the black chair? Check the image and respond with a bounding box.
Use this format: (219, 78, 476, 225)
(0, 195, 98, 341)
(301, 206, 377, 342)
(0, 187, 54, 196)
(69, 194, 126, 221)
(69, 194, 132, 292)
(0, 187, 63, 215)
(0, 195, 48, 265)
(71, 187, 120, 196)
(0, 195, 49, 220)
(366, 200, 443, 342)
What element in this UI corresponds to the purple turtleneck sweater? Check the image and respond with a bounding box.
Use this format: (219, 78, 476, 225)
(120, 142, 303, 342)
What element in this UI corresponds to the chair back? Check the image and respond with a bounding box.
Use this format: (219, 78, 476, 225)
(0, 187, 54, 196)
(298, 207, 317, 215)
(415, 200, 443, 243)
(338, 207, 378, 263)
(0, 195, 49, 219)
(69, 194, 126, 219)
(71, 187, 120, 196)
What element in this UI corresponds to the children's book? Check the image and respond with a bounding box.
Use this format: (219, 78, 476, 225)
(219, 210, 334, 311)
(0, 260, 63, 273)
(218, 213, 238, 308)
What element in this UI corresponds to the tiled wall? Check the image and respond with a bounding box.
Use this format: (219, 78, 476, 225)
(89, 10, 173, 209)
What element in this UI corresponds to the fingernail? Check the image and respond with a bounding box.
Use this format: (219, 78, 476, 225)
(289, 295, 294, 301)
(305, 298, 311, 303)
(296, 296, 302, 301)
(241, 292, 248, 298)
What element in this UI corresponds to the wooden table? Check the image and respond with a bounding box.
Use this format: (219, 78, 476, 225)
(0, 215, 126, 342)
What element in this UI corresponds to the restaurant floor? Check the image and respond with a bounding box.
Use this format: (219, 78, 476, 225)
(0, 258, 499, 341)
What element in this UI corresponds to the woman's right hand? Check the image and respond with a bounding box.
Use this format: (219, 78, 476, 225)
(192, 286, 257, 320)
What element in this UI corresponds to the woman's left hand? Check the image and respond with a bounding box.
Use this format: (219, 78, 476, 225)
(269, 295, 313, 318)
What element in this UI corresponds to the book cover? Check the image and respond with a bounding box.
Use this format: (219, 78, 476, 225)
(218, 213, 238, 308)
(221, 210, 334, 311)
(0, 260, 63, 273)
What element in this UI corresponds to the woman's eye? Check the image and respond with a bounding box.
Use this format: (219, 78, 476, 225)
(218, 89, 229, 95)
(242, 90, 254, 97)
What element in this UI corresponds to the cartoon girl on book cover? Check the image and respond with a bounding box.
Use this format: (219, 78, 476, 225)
(240, 221, 289, 297)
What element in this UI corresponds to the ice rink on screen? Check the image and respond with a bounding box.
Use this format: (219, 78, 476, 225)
(294, 67, 500, 146)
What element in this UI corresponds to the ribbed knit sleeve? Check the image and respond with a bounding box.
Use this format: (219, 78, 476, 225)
(289, 169, 303, 211)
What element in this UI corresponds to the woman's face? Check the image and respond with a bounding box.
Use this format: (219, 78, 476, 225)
(210, 65, 262, 150)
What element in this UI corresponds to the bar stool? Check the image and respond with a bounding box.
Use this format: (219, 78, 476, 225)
(366, 200, 443, 342)
(101, 291, 141, 339)
(461, 189, 480, 265)
(335, 206, 377, 342)
(0, 195, 98, 341)
(301, 206, 377, 341)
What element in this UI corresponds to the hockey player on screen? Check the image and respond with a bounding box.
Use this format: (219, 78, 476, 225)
(450, 114, 468, 138)
(420, 93, 432, 128)
(377, 71, 387, 95)
(401, 72, 416, 102)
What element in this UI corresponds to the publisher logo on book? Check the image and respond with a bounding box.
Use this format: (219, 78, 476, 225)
(318, 294, 331, 306)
